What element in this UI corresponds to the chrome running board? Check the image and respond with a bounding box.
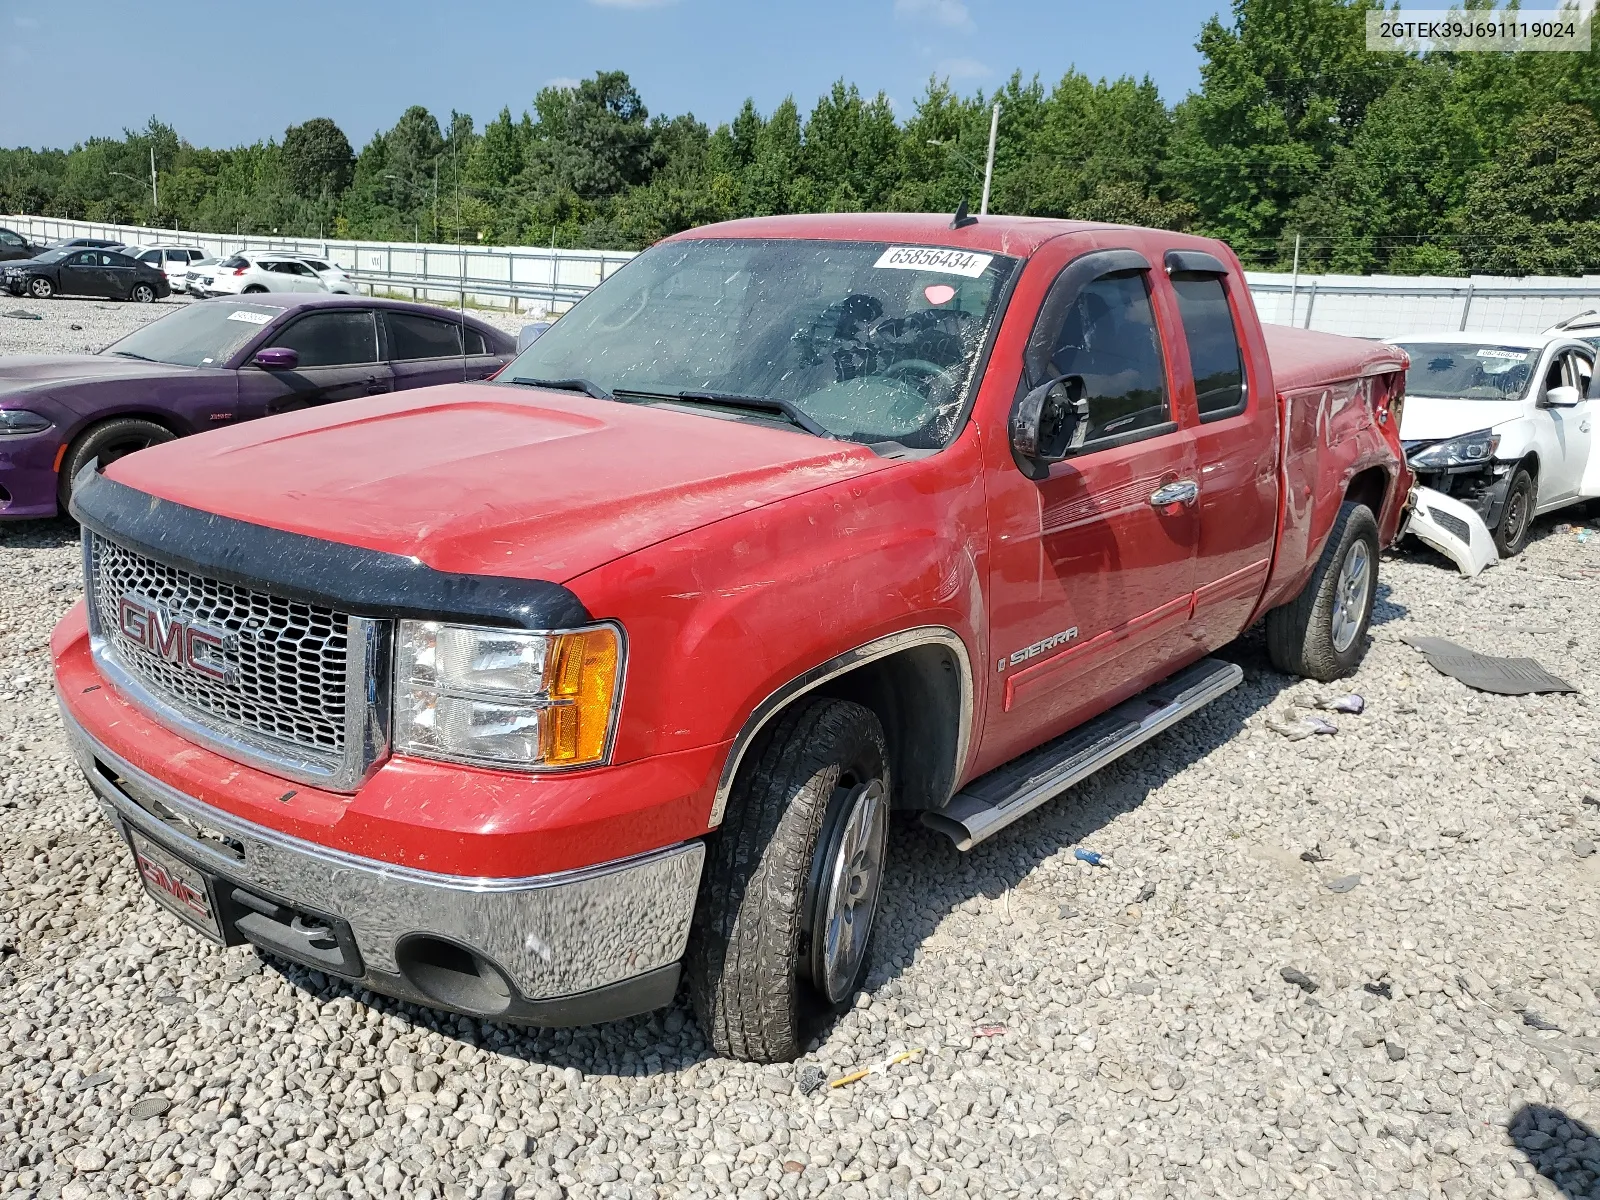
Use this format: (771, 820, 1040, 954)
(922, 657, 1243, 851)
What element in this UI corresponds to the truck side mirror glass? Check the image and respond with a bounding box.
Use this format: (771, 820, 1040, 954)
(1010, 374, 1089, 480)
(1544, 384, 1581, 408)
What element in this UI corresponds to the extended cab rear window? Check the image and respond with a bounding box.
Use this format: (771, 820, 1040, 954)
(499, 238, 1019, 449)
(1171, 275, 1246, 419)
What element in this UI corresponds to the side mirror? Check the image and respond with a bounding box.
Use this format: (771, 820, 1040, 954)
(252, 347, 299, 370)
(518, 321, 552, 352)
(1011, 373, 1090, 480)
(1545, 384, 1581, 408)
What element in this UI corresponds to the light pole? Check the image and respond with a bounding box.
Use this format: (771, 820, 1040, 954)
(980, 101, 1000, 216)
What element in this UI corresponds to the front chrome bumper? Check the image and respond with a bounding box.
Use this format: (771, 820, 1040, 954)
(61, 705, 705, 1026)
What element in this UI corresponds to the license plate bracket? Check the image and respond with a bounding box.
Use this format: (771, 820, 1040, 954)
(128, 828, 223, 942)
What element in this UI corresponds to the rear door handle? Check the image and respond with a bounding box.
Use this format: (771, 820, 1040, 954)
(1150, 480, 1199, 507)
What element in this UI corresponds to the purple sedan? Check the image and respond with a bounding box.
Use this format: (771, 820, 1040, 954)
(0, 295, 516, 520)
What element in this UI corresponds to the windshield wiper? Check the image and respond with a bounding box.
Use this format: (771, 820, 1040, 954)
(109, 350, 159, 363)
(613, 388, 836, 440)
(507, 376, 614, 400)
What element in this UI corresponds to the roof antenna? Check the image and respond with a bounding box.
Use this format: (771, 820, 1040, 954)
(950, 198, 978, 230)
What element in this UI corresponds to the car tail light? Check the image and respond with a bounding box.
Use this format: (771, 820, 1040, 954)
(232, 267, 247, 276)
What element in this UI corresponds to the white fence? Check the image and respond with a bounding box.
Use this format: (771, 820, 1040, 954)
(1246, 270, 1600, 338)
(3, 215, 635, 315)
(9, 214, 1600, 337)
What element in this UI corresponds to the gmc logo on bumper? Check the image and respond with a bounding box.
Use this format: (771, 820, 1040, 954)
(117, 595, 231, 683)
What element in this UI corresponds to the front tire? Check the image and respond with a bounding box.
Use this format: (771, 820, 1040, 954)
(241, 284, 267, 294)
(687, 698, 890, 1063)
(28, 276, 54, 299)
(1493, 465, 1536, 558)
(1266, 501, 1379, 682)
(57, 418, 177, 512)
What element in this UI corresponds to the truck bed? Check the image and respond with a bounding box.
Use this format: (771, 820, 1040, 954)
(1262, 323, 1407, 391)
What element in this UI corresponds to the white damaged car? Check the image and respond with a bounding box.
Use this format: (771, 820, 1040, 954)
(1389, 331, 1597, 557)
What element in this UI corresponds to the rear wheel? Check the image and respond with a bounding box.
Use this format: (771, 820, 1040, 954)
(57, 418, 176, 512)
(1266, 501, 1379, 681)
(1493, 465, 1536, 558)
(28, 276, 54, 299)
(129, 282, 155, 303)
(242, 284, 267, 294)
(687, 698, 890, 1062)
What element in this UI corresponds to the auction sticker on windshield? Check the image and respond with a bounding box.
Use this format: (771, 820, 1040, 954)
(874, 246, 994, 277)
(1476, 348, 1530, 359)
(226, 310, 273, 325)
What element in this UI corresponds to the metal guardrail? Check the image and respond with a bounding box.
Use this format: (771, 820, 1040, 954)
(2, 215, 632, 314)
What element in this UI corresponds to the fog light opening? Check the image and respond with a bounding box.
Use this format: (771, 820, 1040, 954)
(395, 935, 514, 1017)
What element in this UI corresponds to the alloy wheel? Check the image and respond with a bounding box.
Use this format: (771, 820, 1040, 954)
(1330, 538, 1371, 654)
(809, 777, 889, 1005)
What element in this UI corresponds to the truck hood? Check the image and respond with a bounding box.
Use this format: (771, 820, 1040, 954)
(106, 383, 893, 582)
(1399, 395, 1527, 443)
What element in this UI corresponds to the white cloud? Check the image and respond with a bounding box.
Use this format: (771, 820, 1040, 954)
(587, 0, 679, 7)
(937, 57, 991, 79)
(894, 0, 973, 31)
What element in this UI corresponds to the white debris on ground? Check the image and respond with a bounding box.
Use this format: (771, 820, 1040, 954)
(4, 304, 1600, 1199)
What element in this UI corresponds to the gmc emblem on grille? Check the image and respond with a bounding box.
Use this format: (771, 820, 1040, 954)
(117, 594, 231, 683)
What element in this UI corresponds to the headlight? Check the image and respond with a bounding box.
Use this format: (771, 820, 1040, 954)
(393, 620, 623, 769)
(0, 409, 53, 435)
(1407, 429, 1500, 469)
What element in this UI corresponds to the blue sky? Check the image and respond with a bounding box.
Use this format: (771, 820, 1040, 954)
(2, 0, 1221, 150)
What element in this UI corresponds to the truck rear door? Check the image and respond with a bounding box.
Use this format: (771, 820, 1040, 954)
(1164, 252, 1280, 650)
(979, 246, 1201, 766)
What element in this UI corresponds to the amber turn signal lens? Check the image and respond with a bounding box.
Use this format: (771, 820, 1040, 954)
(539, 627, 621, 766)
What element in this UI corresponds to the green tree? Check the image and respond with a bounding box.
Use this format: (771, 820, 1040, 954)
(1457, 104, 1600, 275)
(281, 118, 354, 199)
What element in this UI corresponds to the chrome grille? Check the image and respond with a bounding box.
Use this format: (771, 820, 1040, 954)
(89, 534, 349, 757)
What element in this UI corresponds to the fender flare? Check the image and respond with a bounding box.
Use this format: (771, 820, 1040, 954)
(707, 626, 975, 829)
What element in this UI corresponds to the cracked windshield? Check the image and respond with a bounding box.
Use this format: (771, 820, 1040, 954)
(501, 238, 1018, 448)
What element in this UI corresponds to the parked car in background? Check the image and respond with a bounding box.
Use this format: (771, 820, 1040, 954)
(0, 294, 515, 519)
(1548, 310, 1600, 353)
(1389, 330, 1598, 556)
(171, 255, 220, 295)
(45, 237, 124, 251)
(3, 247, 169, 303)
(126, 245, 208, 292)
(291, 255, 358, 294)
(0, 226, 43, 262)
(198, 253, 330, 297)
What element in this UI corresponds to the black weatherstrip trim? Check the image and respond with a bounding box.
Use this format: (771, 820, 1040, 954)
(1164, 249, 1228, 276)
(71, 469, 591, 630)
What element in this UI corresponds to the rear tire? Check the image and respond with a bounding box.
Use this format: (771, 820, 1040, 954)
(57, 418, 176, 512)
(28, 276, 54, 299)
(686, 698, 890, 1063)
(1266, 501, 1379, 682)
(129, 283, 155, 303)
(1493, 465, 1536, 558)
(242, 284, 267, 294)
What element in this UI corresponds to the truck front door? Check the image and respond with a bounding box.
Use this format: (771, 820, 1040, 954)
(979, 247, 1201, 768)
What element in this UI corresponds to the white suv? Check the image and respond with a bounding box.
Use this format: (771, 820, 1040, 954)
(202, 253, 330, 296)
(126, 245, 208, 292)
(291, 255, 358, 294)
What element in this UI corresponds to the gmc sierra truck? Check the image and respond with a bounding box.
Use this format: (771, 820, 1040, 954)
(52, 213, 1411, 1062)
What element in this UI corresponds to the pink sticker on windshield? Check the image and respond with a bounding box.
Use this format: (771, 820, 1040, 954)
(924, 284, 956, 305)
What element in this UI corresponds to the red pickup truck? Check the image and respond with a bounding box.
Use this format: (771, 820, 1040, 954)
(52, 213, 1410, 1062)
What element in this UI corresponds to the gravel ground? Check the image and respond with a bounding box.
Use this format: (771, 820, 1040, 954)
(0, 294, 534, 357)
(5, 314, 1600, 1198)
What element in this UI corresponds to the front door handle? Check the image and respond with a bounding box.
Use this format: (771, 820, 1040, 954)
(365, 376, 386, 395)
(1150, 480, 1199, 507)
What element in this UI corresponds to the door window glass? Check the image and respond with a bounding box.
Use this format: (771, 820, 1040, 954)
(1172, 276, 1246, 420)
(1573, 352, 1594, 397)
(465, 328, 486, 355)
(1044, 272, 1170, 443)
(0, 231, 22, 247)
(387, 312, 463, 360)
(105, 253, 134, 267)
(71, 251, 97, 266)
(268, 311, 379, 367)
